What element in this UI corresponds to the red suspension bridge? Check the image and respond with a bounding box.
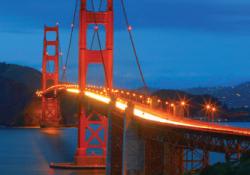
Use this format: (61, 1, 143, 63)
(37, 0, 250, 175)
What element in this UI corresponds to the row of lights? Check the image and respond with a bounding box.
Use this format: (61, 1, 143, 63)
(86, 86, 189, 107)
(38, 85, 218, 116)
(91, 87, 219, 115)
(77, 86, 219, 113)
(39, 84, 218, 117)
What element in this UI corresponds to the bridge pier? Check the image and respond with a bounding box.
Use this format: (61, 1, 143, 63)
(107, 104, 145, 175)
(163, 144, 184, 175)
(41, 97, 60, 127)
(108, 113, 123, 175)
(74, 97, 107, 168)
(124, 117, 145, 175)
(144, 139, 165, 175)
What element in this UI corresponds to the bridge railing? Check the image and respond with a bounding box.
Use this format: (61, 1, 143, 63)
(85, 85, 182, 118)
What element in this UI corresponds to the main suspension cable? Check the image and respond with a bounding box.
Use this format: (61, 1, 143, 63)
(61, 0, 79, 82)
(120, 0, 148, 90)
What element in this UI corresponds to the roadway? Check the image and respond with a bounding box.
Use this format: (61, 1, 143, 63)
(37, 84, 250, 139)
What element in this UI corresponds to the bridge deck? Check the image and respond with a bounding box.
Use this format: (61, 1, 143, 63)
(37, 84, 250, 139)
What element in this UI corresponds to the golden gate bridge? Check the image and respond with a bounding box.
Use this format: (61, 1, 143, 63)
(36, 0, 250, 175)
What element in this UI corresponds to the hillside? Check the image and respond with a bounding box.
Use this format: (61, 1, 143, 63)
(152, 89, 223, 118)
(0, 63, 41, 91)
(186, 82, 250, 108)
(0, 62, 41, 126)
(0, 63, 79, 126)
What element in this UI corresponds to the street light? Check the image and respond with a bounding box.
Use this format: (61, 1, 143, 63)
(205, 104, 211, 121)
(206, 105, 211, 110)
(181, 101, 186, 106)
(205, 103, 217, 122)
(212, 107, 216, 122)
(170, 103, 176, 116)
(180, 100, 189, 118)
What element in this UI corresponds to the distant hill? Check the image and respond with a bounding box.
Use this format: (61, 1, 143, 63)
(0, 63, 41, 91)
(0, 62, 79, 127)
(0, 62, 41, 126)
(186, 82, 250, 108)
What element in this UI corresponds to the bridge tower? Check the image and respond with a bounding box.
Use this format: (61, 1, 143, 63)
(41, 25, 60, 128)
(75, 0, 113, 167)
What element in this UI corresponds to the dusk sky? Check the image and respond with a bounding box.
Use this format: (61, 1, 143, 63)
(1, 0, 250, 88)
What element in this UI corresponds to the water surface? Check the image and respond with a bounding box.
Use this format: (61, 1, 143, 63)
(0, 122, 249, 175)
(0, 128, 104, 175)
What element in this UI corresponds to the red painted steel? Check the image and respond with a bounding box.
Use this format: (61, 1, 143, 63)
(75, 0, 113, 167)
(144, 140, 164, 175)
(41, 26, 60, 127)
